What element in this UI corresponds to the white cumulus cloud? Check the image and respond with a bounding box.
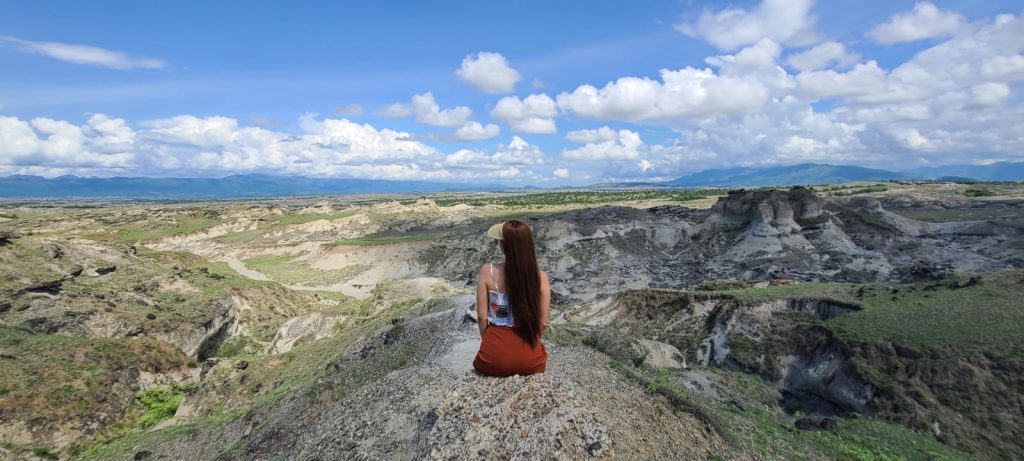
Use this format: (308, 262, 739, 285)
(868, 2, 967, 44)
(491, 94, 558, 134)
(456, 51, 522, 94)
(375, 93, 472, 127)
(410, 93, 472, 127)
(565, 126, 618, 143)
(786, 41, 860, 72)
(557, 41, 780, 123)
(455, 121, 500, 141)
(562, 129, 643, 161)
(0, 115, 136, 171)
(553, 168, 569, 179)
(444, 136, 544, 170)
(675, 0, 819, 51)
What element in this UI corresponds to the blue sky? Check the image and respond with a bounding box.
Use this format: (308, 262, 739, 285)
(1, 0, 1022, 184)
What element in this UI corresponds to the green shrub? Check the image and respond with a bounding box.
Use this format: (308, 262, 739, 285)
(136, 385, 188, 428)
(964, 188, 995, 197)
(727, 334, 758, 354)
(214, 335, 259, 358)
(581, 333, 606, 352)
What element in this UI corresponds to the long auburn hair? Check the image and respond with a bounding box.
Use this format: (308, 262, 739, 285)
(499, 220, 542, 346)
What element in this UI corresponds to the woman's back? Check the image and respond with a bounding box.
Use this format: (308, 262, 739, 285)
(473, 220, 550, 377)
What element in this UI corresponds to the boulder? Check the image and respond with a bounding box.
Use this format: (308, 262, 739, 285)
(794, 418, 818, 431)
(0, 230, 18, 245)
(633, 339, 687, 369)
(270, 312, 345, 354)
(41, 243, 64, 259)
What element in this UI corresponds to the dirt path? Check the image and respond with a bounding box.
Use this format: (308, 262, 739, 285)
(225, 258, 272, 281)
(222, 257, 370, 297)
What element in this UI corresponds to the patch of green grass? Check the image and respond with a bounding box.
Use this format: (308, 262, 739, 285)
(727, 334, 758, 355)
(612, 363, 969, 460)
(828, 273, 1024, 353)
(213, 335, 261, 358)
(963, 188, 995, 197)
(0, 212, 17, 219)
(722, 400, 969, 461)
(0, 326, 190, 443)
(828, 185, 889, 197)
(715, 282, 855, 303)
(137, 385, 191, 428)
(697, 279, 755, 291)
(711, 271, 1024, 354)
(275, 209, 359, 225)
(610, 361, 732, 443)
(243, 253, 368, 286)
(333, 233, 437, 245)
(389, 297, 423, 312)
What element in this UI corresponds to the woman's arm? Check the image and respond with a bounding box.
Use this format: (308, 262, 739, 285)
(476, 264, 490, 337)
(539, 271, 551, 336)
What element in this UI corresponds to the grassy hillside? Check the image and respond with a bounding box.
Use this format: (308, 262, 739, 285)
(712, 271, 1024, 355)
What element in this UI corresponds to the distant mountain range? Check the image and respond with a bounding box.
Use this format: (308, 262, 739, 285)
(660, 162, 1024, 187)
(904, 162, 1024, 182)
(662, 163, 902, 187)
(0, 174, 504, 199)
(1, 162, 1021, 198)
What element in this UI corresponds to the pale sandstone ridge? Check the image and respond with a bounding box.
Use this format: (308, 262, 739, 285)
(269, 312, 346, 354)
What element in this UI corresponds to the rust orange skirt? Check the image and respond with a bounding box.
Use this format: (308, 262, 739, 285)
(473, 325, 547, 377)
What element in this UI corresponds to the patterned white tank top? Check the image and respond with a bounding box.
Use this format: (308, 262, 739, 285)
(487, 263, 515, 327)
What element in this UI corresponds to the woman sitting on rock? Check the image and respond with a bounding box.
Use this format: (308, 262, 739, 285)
(473, 219, 549, 376)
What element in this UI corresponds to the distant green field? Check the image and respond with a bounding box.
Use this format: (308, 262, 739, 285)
(824, 185, 889, 196)
(434, 189, 727, 208)
(274, 209, 359, 225)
